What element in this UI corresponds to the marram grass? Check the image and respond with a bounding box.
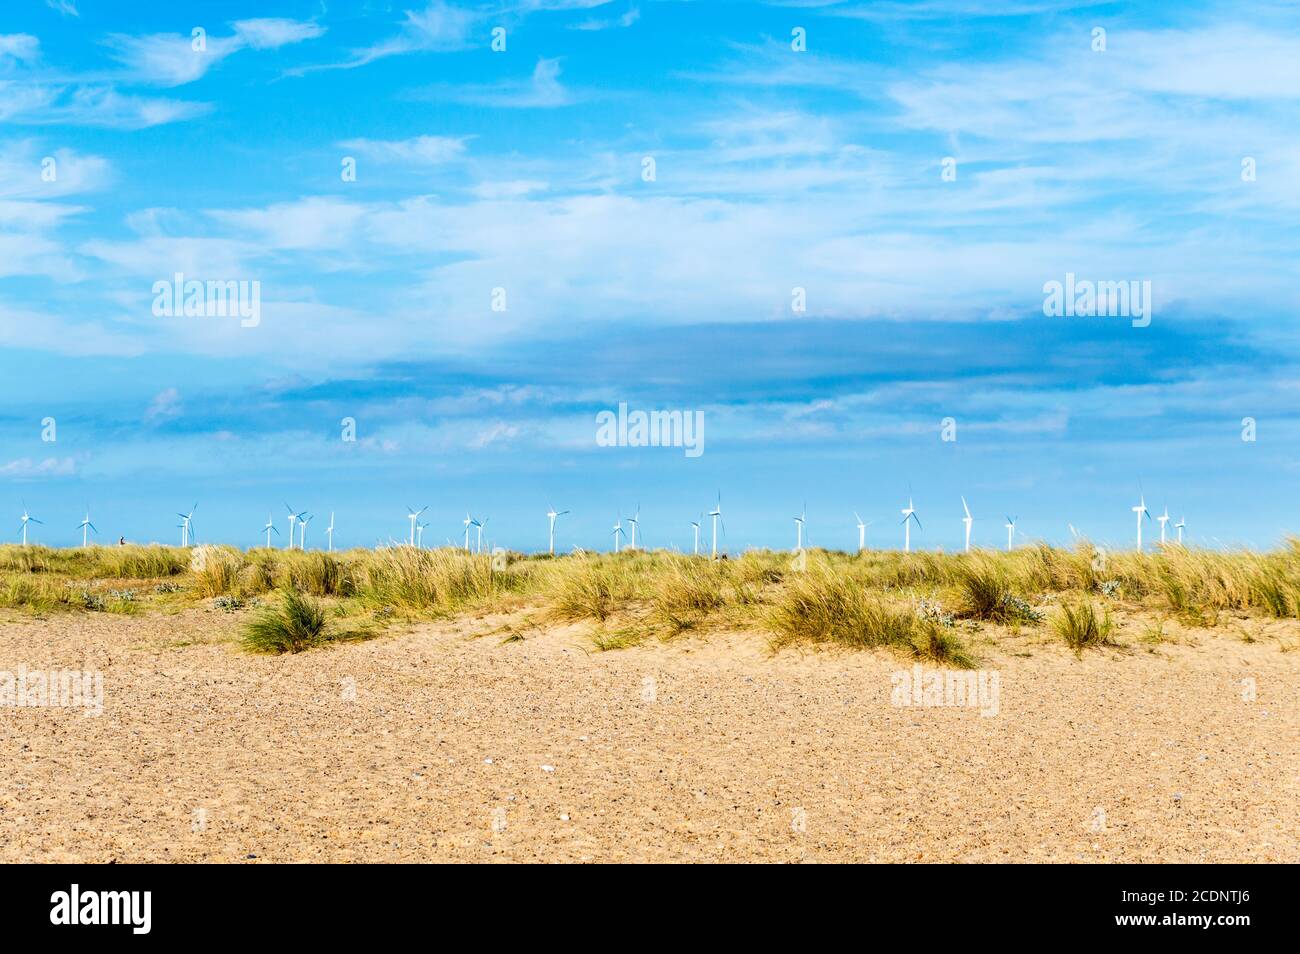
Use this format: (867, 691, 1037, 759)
(3, 540, 1300, 656)
(240, 588, 329, 654)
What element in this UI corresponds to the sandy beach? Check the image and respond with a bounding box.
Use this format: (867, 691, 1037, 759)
(1, 606, 1296, 863)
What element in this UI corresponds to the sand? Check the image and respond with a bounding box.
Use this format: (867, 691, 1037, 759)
(0, 605, 1296, 863)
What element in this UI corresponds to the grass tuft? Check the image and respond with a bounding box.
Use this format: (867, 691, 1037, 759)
(1052, 599, 1116, 653)
(241, 588, 329, 654)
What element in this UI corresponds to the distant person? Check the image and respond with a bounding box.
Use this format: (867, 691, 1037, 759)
(118, 536, 126, 546)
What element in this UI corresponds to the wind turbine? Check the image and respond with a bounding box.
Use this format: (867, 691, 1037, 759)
(1132, 494, 1151, 550)
(961, 497, 973, 553)
(78, 509, 97, 548)
(793, 504, 806, 551)
(691, 514, 702, 555)
(708, 493, 724, 559)
(546, 506, 569, 555)
(284, 503, 303, 550)
(1004, 516, 1017, 552)
(298, 513, 313, 550)
(611, 519, 625, 553)
(415, 520, 427, 549)
(326, 513, 335, 552)
(1157, 506, 1170, 545)
(177, 504, 197, 547)
(406, 505, 428, 548)
(627, 505, 640, 550)
(476, 517, 487, 554)
(1175, 515, 1186, 545)
(262, 514, 279, 548)
(900, 497, 920, 552)
(18, 504, 42, 546)
(462, 512, 480, 552)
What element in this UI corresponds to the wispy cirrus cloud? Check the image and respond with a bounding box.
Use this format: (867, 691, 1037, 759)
(336, 134, 471, 165)
(303, 1, 480, 72)
(105, 18, 326, 86)
(0, 33, 41, 65)
(569, 5, 639, 30)
(0, 33, 209, 128)
(0, 456, 76, 478)
(418, 57, 575, 108)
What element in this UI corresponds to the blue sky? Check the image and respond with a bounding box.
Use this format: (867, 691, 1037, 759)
(3, 0, 1300, 552)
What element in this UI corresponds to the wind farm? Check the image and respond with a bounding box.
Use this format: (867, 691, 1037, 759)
(0, 491, 1230, 557)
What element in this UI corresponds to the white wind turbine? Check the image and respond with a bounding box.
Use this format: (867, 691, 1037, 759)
(262, 514, 279, 548)
(961, 497, 974, 553)
(900, 497, 920, 552)
(546, 506, 569, 555)
(177, 504, 197, 547)
(18, 505, 42, 546)
(611, 518, 625, 553)
(476, 517, 488, 554)
(406, 505, 428, 548)
(1175, 515, 1186, 545)
(1157, 506, 1170, 546)
(326, 513, 335, 552)
(708, 493, 724, 559)
(626, 505, 641, 550)
(853, 511, 870, 552)
(78, 509, 98, 548)
(691, 514, 703, 555)
(298, 513, 313, 550)
(284, 503, 304, 550)
(415, 520, 427, 549)
(1132, 494, 1151, 550)
(793, 503, 807, 551)
(1004, 515, 1017, 552)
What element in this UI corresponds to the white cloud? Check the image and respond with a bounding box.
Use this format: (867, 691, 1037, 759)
(145, 387, 182, 422)
(232, 18, 326, 50)
(322, 1, 480, 70)
(0, 83, 208, 129)
(337, 134, 469, 165)
(106, 19, 325, 86)
(0, 34, 40, 65)
(208, 197, 370, 252)
(0, 457, 76, 478)
(570, 6, 640, 30)
(434, 57, 574, 108)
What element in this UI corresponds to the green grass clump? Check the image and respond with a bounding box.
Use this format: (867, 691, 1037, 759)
(0, 576, 72, 612)
(354, 547, 513, 615)
(1052, 600, 1116, 653)
(767, 568, 975, 666)
(241, 588, 329, 654)
(544, 554, 632, 621)
(650, 556, 730, 633)
(193, 546, 245, 597)
(954, 562, 1042, 624)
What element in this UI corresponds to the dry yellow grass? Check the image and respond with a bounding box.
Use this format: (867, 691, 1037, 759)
(3, 540, 1300, 659)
